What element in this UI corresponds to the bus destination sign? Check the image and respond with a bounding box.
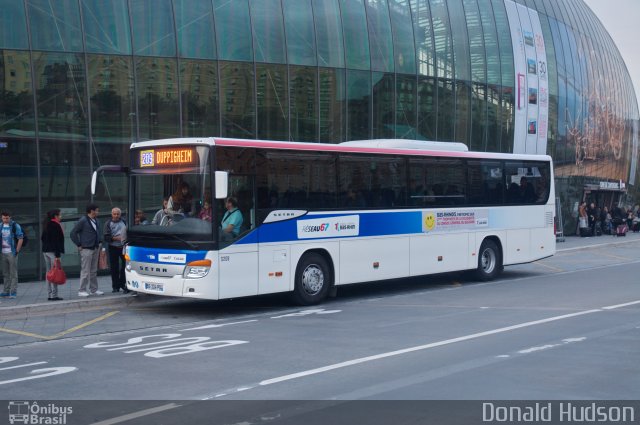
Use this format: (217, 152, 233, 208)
(139, 147, 197, 168)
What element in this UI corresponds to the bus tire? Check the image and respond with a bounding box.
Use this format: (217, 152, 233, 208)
(292, 252, 332, 305)
(475, 239, 502, 281)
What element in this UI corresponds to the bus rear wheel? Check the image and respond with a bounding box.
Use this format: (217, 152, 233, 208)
(292, 253, 332, 305)
(475, 239, 502, 281)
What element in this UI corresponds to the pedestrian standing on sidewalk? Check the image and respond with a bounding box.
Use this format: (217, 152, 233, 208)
(70, 204, 104, 297)
(41, 209, 65, 301)
(104, 207, 128, 293)
(1, 210, 24, 299)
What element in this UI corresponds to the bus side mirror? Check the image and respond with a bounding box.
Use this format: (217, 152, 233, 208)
(91, 171, 98, 196)
(215, 171, 228, 199)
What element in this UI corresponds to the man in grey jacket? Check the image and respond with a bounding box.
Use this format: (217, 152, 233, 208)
(104, 207, 128, 293)
(70, 204, 103, 296)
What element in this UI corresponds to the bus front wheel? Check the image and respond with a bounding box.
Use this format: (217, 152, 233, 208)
(475, 239, 502, 281)
(292, 253, 332, 305)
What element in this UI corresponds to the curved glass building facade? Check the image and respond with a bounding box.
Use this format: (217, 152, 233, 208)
(1, 0, 638, 279)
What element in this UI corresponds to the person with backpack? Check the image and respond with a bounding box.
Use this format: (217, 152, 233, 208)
(1, 210, 25, 298)
(41, 209, 65, 301)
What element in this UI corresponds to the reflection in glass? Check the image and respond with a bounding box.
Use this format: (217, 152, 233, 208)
(220, 61, 255, 138)
(283, 0, 317, 66)
(389, 0, 416, 74)
(251, 0, 287, 64)
(0, 0, 28, 49)
(319, 67, 346, 142)
(87, 55, 135, 141)
(130, 0, 176, 56)
(447, 0, 470, 82)
(32, 52, 88, 137)
(213, 0, 253, 62)
(174, 0, 216, 59)
(347, 70, 371, 141)
(256, 64, 288, 141)
(409, 0, 435, 77)
(135, 57, 179, 139)
(341, 0, 370, 70)
(290, 66, 318, 142)
(456, 80, 471, 146)
(28, 0, 82, 52)
(429, 0, 454, 79)
(417, 76, 436, 140)
(437, 78, 454, 141)
(181, 60, 219, 137)
(313, 0, 345, 68)
(82, 0, 132, 54)
(396, 74, 418, 139)
(365, 0, 394, 72)
(372, 72, 394, 139)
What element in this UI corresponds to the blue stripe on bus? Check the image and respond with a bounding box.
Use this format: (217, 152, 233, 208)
(127, 246, 207, 264)
(235, 211, 423, 245)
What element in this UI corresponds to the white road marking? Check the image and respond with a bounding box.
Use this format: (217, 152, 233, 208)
(90, 403, 181, 425)
(0, 361, 47, 371)
(259, 309, 600, 386)
(602, 300, 640, 310)
(183, 320, 258, 331)
(518, 344, 558, 354)
(271, 309, 341, 319)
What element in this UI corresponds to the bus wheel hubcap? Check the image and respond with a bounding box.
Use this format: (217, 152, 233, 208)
(481, 249, 496, 274)
(302, 264, 324, 295)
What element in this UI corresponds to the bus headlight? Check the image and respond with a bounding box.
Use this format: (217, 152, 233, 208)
(125, 254, 131, 272)
(183, 259, 212, 279)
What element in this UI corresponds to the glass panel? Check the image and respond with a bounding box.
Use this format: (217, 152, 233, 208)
(0, 0, 28, 49)
(466, 160, 503, 205)
(447, 0, 470, 82)
(417, 76, 436, 139)
(251, 0, 287, 64)
(180, 59, 219, 137)
(339, 155, 407, 207)
(471, 82, 487, 150)
(135, 57, 180, 139)
(219, 61, 255, 138)
(341, 0, 370, 70)
(504, 161, 551, 204)
(464, 0, 485, 84)
(436, 78, 454, 141)
(87, 55, 135, 142)
(0, 50, 37, 278)
(256, 64, 288, 141)
(290, 66, 318, 142)
(82, 0, 132, 55)
(409, 0, 435, 77)
(313, 0, 345, 68)
(32, 52, 88, 138)
(396, 74, 417, 138)
(408, 158, 465, 206)
(213, 0, 253, 61)
(27, 0, 83, 52)
(477, 0, 500, 86)
(257, 150, 337, 212)
(372, 72, 394, 138)
(365, 0, 394, 72)
(319, 67, 346, 142)
(130, 0, 176, 57)
(283, 0, 317, 66)
(173, 0, 216, 59)
(346, 69, 371, 141)
(429, 0, 454, 79)
(389, 0, 416, 74)
(455, 80, 471, 145)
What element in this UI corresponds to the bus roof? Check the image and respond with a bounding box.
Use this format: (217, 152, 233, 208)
(130, 137, 552, 162)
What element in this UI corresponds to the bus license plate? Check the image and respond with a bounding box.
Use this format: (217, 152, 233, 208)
(144, 282, 164, 292)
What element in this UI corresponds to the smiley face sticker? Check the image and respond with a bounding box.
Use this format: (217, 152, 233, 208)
(423, 212, 436, 232)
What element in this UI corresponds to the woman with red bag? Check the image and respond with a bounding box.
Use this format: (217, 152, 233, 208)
(41, 209, 65, 300)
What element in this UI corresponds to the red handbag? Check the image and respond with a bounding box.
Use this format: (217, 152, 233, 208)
(46, 258, 67, 285)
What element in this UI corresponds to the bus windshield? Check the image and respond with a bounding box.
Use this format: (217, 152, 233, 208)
(129, 145, 214, 247)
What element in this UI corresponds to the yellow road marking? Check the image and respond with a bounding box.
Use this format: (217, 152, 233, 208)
(0, 311, 119, 340)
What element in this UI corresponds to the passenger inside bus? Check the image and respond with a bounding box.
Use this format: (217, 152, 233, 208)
(167, 181, 194, 217)
(220, 197, 243, 241)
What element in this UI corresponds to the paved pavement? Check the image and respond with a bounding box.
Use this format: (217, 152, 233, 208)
(1, 231, 639, 318)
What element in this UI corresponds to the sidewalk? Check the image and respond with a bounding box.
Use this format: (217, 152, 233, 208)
(2, 231, 639, 317)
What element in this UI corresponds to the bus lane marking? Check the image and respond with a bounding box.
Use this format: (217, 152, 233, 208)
(271, 309, 341, 319)
(0, 311, 119, 340)
(0, 357, 76, 386)
(90, 403, 182, 425)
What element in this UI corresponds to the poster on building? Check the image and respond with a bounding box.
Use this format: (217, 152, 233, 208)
(505, 0, 549, 155)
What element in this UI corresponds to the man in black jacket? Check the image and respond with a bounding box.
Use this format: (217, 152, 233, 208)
(70, 204, 103, 297)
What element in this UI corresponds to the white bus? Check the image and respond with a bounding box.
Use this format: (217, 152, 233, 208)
(96, 137, 555, 305)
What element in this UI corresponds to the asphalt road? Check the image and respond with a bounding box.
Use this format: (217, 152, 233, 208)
(1, 239, 639, 409)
